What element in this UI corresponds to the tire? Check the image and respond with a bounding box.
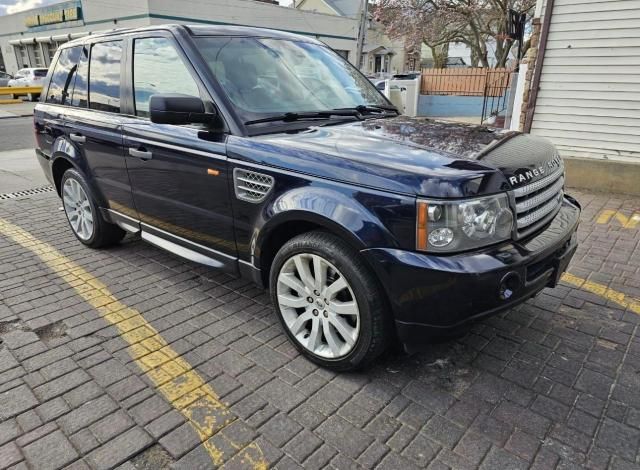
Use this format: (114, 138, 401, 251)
(27, 93, 38, 102)
(60, 168, 125, 248)
(270, 231, 390, 371)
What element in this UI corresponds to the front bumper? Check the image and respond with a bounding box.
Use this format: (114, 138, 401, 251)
(362, 195, 580, 353)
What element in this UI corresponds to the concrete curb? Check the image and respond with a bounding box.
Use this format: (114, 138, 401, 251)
(565, 157, 640, 196)
(0, 113, 33, 120)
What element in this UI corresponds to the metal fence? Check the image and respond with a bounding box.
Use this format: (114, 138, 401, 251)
(420, 68, 512, 97)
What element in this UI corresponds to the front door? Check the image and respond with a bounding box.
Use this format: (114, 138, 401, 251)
(123, 35, 236, 270)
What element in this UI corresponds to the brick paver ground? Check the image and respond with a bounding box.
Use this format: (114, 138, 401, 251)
(0, 188, 639, 469)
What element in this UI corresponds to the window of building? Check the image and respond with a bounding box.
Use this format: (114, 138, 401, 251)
(33, 44, 45, 67)
(89, 41, 122, 113)
(45, 46, 81, 105)
(334, 50, 349, 61)
(132, 37, 199, 117)
(71, 46, 89, 108)
(17, 45, 29, 68)
(46, 42, 58, 62)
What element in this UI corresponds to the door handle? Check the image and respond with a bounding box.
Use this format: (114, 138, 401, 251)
(128, 147, 153, 160)
(69, 133, 86, 143)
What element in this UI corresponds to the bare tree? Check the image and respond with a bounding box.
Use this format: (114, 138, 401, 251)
(374, 0, 535, 68)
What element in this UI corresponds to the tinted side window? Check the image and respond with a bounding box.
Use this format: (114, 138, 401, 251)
(45, 47, 81, 105)
(133, 37, 199, 117)
(89, 41, 122, 113)
(71, 46, 89, 108)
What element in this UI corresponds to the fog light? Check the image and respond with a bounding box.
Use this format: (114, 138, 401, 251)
(428, 228, 454, 247)
(499, 272, 521, 300)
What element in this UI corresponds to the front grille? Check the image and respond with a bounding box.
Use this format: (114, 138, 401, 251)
(512, 165, 564, 238)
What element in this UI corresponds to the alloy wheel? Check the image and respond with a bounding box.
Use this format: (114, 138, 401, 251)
(62, 178, 94, 241)
(276, 253, 360, 359)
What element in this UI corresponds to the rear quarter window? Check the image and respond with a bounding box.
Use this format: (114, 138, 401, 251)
(45, 47, 81, 105)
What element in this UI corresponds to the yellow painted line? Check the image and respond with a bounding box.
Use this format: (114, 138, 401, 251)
(0, 86, 42, 95)
(596, 210, 640, 229)
(561, 272, 640, 315)
(0, 218, 267, 469)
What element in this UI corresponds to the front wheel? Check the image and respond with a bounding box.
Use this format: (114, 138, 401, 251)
(61, 168, 125, 248)
(270, 231, 390, 370)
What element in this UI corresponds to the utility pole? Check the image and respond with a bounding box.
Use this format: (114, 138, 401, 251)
(354, 0, 368, 70)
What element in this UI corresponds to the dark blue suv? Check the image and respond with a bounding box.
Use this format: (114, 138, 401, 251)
(34, 25, 580, 370)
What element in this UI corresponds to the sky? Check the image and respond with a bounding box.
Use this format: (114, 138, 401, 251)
(0, 0, 295, 16)
(0, 0, 59, 15)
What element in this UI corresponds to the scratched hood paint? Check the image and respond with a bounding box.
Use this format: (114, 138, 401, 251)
(228, 116, 558, 198)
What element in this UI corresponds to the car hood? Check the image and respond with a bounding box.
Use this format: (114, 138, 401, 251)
(227, 116, 561, 198)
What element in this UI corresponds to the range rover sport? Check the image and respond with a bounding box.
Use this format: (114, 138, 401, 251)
(34, 25, 580, 370)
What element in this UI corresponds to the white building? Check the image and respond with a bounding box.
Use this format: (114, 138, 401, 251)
(0, 0, 359, 74)
(294, 0, 416, 76)
(514, 0, 640, 194)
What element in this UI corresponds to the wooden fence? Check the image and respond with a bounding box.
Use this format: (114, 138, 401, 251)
(420, 68, 512, 97)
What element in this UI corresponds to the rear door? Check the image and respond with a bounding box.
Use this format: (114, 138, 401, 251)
(63, 40, 137, 219)
(35, 48, 80, 158)
(122, 34, 236, 269)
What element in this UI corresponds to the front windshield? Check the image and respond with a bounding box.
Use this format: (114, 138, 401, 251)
(195, 36, 388, 120)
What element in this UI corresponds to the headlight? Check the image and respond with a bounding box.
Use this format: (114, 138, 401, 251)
(416, 194, 514, 253)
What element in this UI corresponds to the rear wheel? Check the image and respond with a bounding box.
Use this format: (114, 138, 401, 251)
(270, 231, 390, 370)
(61, 168, 125, 248)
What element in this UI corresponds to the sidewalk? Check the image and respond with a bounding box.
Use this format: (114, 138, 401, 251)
(0, 148, 48, 194)
(0, 101, 36, 119)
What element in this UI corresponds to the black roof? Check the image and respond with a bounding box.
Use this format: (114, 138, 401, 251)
(62, 24, 322, 48)
(186, 24, 322, 43)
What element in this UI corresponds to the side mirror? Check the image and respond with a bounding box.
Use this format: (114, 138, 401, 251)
(149, 94, 215, 125)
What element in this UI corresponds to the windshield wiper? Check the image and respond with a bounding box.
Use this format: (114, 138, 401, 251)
(244, 110, 363, 126)
(335, 105, 399, 115)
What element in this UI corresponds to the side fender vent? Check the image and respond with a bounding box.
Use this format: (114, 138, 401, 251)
(233, 168, 274, 203)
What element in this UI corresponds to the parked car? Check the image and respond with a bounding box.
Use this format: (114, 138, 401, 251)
(372, 79, 386, 91)
(446, 57, 467, 67)
(35, 25, 580, 370)
(0, 71, 13, 87)
(8, 67, 48, 101)
(372, 71, 421, 91)
(392, 72, 421, 80)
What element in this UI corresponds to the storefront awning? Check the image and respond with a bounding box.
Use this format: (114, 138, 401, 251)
(8, 31, 90, 46)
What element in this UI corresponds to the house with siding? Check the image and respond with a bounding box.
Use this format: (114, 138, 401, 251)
(516, 0, 640, 194)
(294, 0, 418, 75)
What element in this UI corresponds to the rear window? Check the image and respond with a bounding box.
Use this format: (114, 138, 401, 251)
(45, 47, 81, 105)
(34, 69, 48, 77)
(89, 41, 122, 113)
